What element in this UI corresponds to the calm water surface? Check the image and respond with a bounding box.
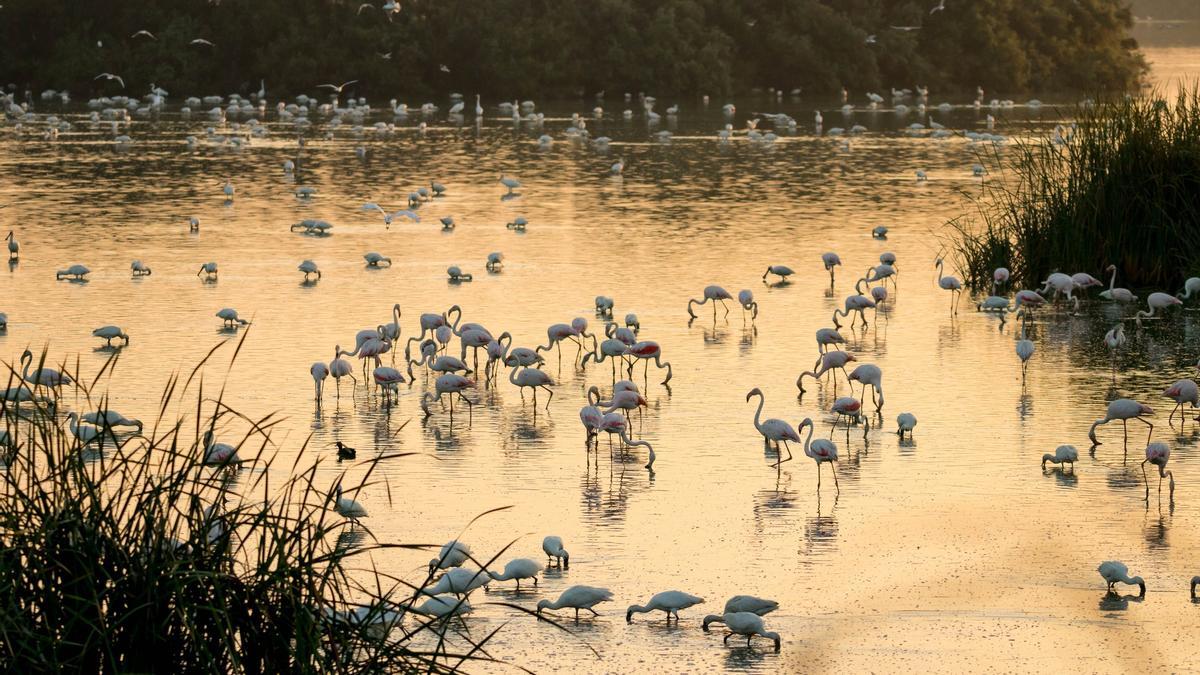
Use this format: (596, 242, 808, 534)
(3, 50, 1200, 673)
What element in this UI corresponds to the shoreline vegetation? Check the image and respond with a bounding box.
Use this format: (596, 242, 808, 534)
(1, 0, 1146, 100)
(948, 87, 1200, 292)
(0, 342, 561, 672)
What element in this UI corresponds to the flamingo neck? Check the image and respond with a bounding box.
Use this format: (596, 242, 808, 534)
(1108, 267, 1117, 292)
(751, 393, 765, 432)
(801, 422, 814, 458)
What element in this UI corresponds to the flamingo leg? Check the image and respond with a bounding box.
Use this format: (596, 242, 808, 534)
(1138, 416, 1153, 445)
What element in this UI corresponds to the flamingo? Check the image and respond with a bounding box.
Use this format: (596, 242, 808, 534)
(896, 412, 917, 438)
(429, 540, 472, 573)
(1098, 561, 1145, 595)
(978, 296, 1010, 312)
(595, 413, 656, 469)
(5, 231, 18, 260)
(797, 417, 839, 492)
(816, 328, 845, 353)
(201, 430, 239, 466)
(580, 403, 603, 442)
(720, 612, 781, 650)
(701, 596, 779, 631)
(582, 338, 630, 382)
(329, 346, 357, 396)
(832, 294, 876, 328)
(822, 252, 842, 285)
(687, 285, 733, 320)
(594, 296, 615, 316)
(1088, 399, 1154, 447)
(542, 536, 569, 568)
(197, 262, 218, 279)
(626, 591, 705, 622)
(537, 586, 614, 620)
(488, 558, 540, 589)
(1016, 323, 1035, 379)
(216, 308, 249, 328)
(993, 267, 1010, 292)
(738, 290, 758, 320)
(746, 388, 801, 465)
(130, 260, 151, 276)
(510, 367, 554, 408)
(762, 265, 794, 282)
(1041, 445, 1078, 470)
(872, 225, 888, 239)
(1039, 273, 1079, 311)
(571, 317, 598, 355)
(862, 263, 897, 290)
(848, 364, 883, 411)
(420, 374, 475, 418)
(934, 258, 963, 313)
(626, 341, 673, 384)
(1136, 292, 1182, 328)
(536, 323, 584, 366)
(409, 340, 471, 379)
(1142, 442, 1176, 502)
(796, 351, 856, 392)
(92, 325, 129, 346)
(1104, 324, 1125, 382)
(1177, 277, 1200, 304)
(364, 252, 392, 267)
(372, 366, 405, 402)
(310, 362, 329, 401)
(56, 264, 90, 280)
(504, 346, 544, 369)
(590, 386, 647, 418)
(19, 350, 72, 388)
(1099, 265, 1137, 304)
(830, 397, 863, 432)
(880, 252, 897, 269)
(333, 485, 367, 521)
(1162, 373, 1199, 424)
(1071, 272, 1103, 295)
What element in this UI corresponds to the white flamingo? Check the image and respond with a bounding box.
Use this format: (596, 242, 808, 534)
(1042, 445, 1078, 470)
(746, 388, 801, 465)
(626, 591, 705, 622)
(1099, 265, 1137, 303)
(1088, 399, 1154, 447)
(1135, 292, 1182, 328)
(934, 257, 963, 313)
(687, 285, 733, 320)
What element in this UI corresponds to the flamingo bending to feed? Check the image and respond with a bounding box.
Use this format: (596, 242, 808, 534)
(582, 338, 630, 382)
(816, 328, 845, 353)
(687, 285, 733, 320)
(1142, 442, 1176, 501)
(510, 367, 554, 408)
(896, 412, 917, 438)
(832, 294, 875, 328)
(848, 364, 883, 411)
(298, 260, 321, 281)
(1099, 265, 1137, 304)
(738, 290, 758, 320)
(1136, 292, 1182, 328)
(720, 612, 781, 650)
(310, 362, 328, 401)
(66, 412, 105, 445)
(746, 388, 802, 465)
(488, 558, 540, 589)
(537, 586, 614, 620)
(1042, 445, 1078, 470)
(197, 262, 218, 279)
(701, 596, 779, 631)
(542, 535, 569, 568)
(1098, 561, 1145, 595)
(822, 252, 841, 285)
(797, 417, 839, 492)
(626, 341, 673, 384)
(408, 341, 471, 379)
(1039, 272, 1079, 311)
(536, 323, 584, 365)
(626, 591, 705, 622)
(372, 366, 405, 402)
(420, 374, 475, 418)
(830, 397, 863, 432)
(934, 258, 963, 313)
(1178, 277, 1200, 303)
(762, 265, 794, 282)
(1088, 398, 1153, 447)
(594, 296, 614, 316)
(589, 386, 647, 417)
(796, 351, 856, 392)
(580, 403, 603, 441)
(1071, 272, 1103, 295)
(595, 413, 656, 469)
(1163, 374, 1199, 424)
(364, 252, 392, 267)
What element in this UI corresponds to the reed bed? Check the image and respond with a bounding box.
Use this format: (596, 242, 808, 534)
(0, 339, 549, 673)
(947, 88, 1200, 292)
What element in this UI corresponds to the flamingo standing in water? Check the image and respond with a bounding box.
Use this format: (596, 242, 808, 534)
(1041, 445, 1078, 470)
(1142, 443, 1176, 501)
(1016, 323, 1035, 379)
(1135, 292, 1182, 328)
(510, 367, 554, 408)
(579, 403, 603, 443)
(626, 341, 673, 384)
(1039, 272, 1079, 311)
(1177, 277, 1200, 304)
(687, 285, 733, 320)
(796, 351, 856, 393)
(993, 267, 1010, 292)
(595, 412, 656, 469)
(20, 350, 72, 389)
(832, 294, 875, 328)
(420, 374, 475, 418)
(1104, 324, 1125, 383)
(329, 346, 356, 396)
(738, 290, 758, 320)
(816, 328, 845, 353)
(746, 388, 801, 465)
(822, 252, 841, 285)
(536, 323, 584, 366)
(796, 417, 839, 492)
(934, 258, 963, 313)
(762, 265, 794, 283)
(848, 364, 883, 411)
(830, 397, 863, 433)
(1099, 265, 1137, 304)
(310, 362, 329, 401)
(1088, 398, 1154, 447)
(372, 366, 405, 402)
(1162, 371, 1199, 424)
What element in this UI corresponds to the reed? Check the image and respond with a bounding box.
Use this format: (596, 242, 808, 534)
(0, 340, 552, 672)
(947, 88, 1200, 292)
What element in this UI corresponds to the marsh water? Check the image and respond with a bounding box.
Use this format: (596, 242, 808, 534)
(3, 44, 1200, 673)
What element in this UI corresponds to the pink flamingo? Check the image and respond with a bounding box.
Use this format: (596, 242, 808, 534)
(816, 328, 845, 353)
(687, 285, 733, 320)
(420, 373, 475, 418)
(589, 386, 647, 417)
(1142, 442, 1175, 502)
(993, 267, 1010, 292)
(746, 388, 801, 466)
(596, 412, 656, 470)
(536, 323, 583, 366)
(848, 364, 883, 411)
(738, 290, 758, 320)
(580, 404, 603, 443)
(822, 252, 841, 285)
(582, 337, 631, 382)
(1162, 374, 1199, 424)
(1136, 292, 1183, 328)
(832, 294, 875, 328)
(310, 362, 329, 401)
(1088, 398, 1153, 447)
(571, 317, 598, 354)
(626, 341, 673, 384)
(797, 418, 838, 493)
(830, 397, 862, 433)
(405, 305, 462, 358)
(459, 327, 493, 372)
(796, 351, 856, 393)
(329, 346, 357, 396)
(510, 366, 554, 408)
(372, 366, 405, 402)
(935, 258, 963, 314)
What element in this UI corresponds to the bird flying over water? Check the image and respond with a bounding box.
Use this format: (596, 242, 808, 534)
(930, 0, 946, 13)
(190, 38, 215, 46)
(130, 30, 156, 40)
(319, 80, 358, 93)
(94, 73, 125, 88)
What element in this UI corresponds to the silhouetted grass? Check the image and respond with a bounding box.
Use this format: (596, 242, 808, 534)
(0, 339, 559, 672)
(948, 88, 1200, 291)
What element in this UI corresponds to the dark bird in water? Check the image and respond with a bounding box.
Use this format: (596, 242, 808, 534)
(336, 441, 357, 460)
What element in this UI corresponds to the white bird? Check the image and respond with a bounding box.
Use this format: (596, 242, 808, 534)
(310, 362, 329, 400)
(746, 388, 801, 465)
(1042, 445, 1078, 470)
(197, 262, 219, 279)
(935, 257, 963, 313)
(201, 430, 239, 465)
(1143, 442, 1176, 501)
(94, 73, 125, 89)
(1088, 398, 1154, 447)
(1098, 561, 1145, 595)
(1016, 323, 1035, 378)
(537, 585, 614, 620)
(896, 412, 917, 438)
(66, 412, 105, 445)
(701, 596, 779, 630)
(216, 308, 249, 327)
(55, 264, 90, 280)
(930, 0, 945, 13)
(429, 540, 472, 573)
(411, 595, 472, 618)
(423, 567, 489, 596)
(131, 30, 156, 40)
(298, 260, 321, 281)
(626, 591, 704, 622)
(1135, 292, 1183, 328)
(190, 39, 215, 46)
(488, 558, 540, 589)
(363, 252, 392, 267)
(318, 80, 357, 94)
(5, 231, 18, 260)
(333, 485, 366, 520)
(542, 535, 569, 568)
(499, 174, 521, 192)
(719, 612, 781, 650)
(92, 325, 129, 346)
(19, 349, 72, 388)
(1099, 265, 1137, 303)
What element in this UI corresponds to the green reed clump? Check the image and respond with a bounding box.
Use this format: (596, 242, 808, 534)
(0, 343, 530, 673)
(948, 88, 1200, 292)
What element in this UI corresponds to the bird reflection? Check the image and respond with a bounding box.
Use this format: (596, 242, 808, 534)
(1098, 590, 1144, 612)
(802, 512, 839, 558)
(1143, 513, 1170, 550)
(1046, 467, 1078, 488)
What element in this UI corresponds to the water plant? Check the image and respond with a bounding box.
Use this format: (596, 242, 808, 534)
(947, 88, 1200, 292)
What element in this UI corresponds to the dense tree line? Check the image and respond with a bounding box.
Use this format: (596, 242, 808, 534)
(0, 0, 1145, 101)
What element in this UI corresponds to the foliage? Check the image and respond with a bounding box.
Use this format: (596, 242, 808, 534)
(947, 89, 1200, 292)
(0, 0, 1146, 100)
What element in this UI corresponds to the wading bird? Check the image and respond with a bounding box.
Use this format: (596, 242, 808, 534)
(701, 596, 779, 631)
(542, 536, 569, 568)
(1142, 442, 1175, 502)
(687, 285, 733, 320)
(1098, 561, 1145, 595)
(746, 388, 801, 465)
(719, 612, 781, 650)
(1088, 399, 1154, 447)
(626, 591, 705, 622)
(1042, 445, 1078, 470)
(537, 586, 614, 620)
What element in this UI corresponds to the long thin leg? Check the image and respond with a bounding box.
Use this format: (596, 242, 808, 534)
(1138, 416, 1153, 445)
(831, 461, 840, 493)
